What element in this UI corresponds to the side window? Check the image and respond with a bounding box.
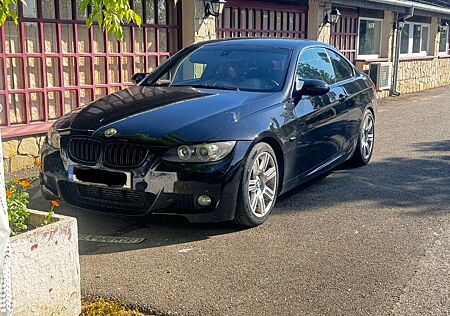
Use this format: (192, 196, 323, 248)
(173, 60, 207, 82)
(327, 49, 354, 82)
(297, 48, 335, 85)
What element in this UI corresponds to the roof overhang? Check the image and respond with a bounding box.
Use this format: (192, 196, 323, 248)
(332, 0, 450, 19)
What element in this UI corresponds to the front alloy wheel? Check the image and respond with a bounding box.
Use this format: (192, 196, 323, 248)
(235, 142, 278, 226)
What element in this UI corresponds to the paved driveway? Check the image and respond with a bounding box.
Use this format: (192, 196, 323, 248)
(29, 86, 450, 316)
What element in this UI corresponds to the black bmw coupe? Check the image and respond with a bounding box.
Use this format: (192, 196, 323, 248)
(40, 38, 376, 226)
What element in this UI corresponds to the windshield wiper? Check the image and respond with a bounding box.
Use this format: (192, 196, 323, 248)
(171, 84, 240, 91)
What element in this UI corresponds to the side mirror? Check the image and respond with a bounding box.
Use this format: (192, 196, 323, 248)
(293, 77, 330, 99)
(131, 73, 149, 85)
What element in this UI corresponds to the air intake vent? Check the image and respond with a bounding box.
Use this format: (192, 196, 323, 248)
(59, 181, 156, 215)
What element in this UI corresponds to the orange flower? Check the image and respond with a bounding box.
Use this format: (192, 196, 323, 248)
(20, 180, 30, 188)
(5, 191, 11, 198)
(51, 200, 60, 207)
(35, 162, 43, 168)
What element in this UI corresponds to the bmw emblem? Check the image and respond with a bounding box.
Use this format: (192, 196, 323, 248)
(104, 128, 117, 137)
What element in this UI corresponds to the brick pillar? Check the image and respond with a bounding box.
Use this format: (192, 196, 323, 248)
(181, 0, 217, 48)
(307, 0, 331, 44)
(381, 11, 395, 60)
(429, 17, 440, 56)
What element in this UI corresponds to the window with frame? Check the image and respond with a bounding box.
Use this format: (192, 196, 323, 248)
(439, 28, 449, 55)
(400, 22, 430, 56)
(358, 18, 382, 58)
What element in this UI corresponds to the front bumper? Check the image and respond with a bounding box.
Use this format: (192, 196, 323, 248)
(40, 141, 252, 222)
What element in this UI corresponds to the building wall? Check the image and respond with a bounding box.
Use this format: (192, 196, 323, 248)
(1, 0, 180, 174)
(181, 0, 217, 47)
(397, 57, 450, 94)
(2, 136, 44, 174)
(346, 7, 450, 99)
(2, 0, 450, 173)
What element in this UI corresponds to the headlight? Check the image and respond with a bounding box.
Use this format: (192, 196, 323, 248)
(162, 141, 236, 163)
(47, 126, 61, 149)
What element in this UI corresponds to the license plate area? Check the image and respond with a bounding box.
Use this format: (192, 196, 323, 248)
(71, 166, 131, 189)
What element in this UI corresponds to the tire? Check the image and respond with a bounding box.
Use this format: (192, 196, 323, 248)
(349, 109, 375, 166)
(234, 142, 279, 227)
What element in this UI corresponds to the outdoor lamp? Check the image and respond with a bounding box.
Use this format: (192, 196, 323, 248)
(438, 21, 449, 33)
(396, 17, 406, 30)
(205, 0, 227, 18)
(325, 8, 341, 25)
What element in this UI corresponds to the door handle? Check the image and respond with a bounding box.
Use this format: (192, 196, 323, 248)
(338, 94, 347, 102)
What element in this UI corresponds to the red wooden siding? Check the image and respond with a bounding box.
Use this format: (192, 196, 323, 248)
(218, 1, 308, 39)
(0, 0, 179, 139)
(330, 11, 359, 63)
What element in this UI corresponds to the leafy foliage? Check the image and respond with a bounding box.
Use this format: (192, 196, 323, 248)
(6, 176, 59, 235)
(81, 299, 144, 316)
(0, 0, 22, 24)
(0, 0, 142, 41)
(6, 179, 31, 234)
(82, 0, 142, 40)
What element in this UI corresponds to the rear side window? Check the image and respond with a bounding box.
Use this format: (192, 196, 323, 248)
(297, 47, 335, 85)
(327, 49, 354, 82)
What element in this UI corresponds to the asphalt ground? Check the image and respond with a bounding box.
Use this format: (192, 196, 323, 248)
(29, 86, 450, 316)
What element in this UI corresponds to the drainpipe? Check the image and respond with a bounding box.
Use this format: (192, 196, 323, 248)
(391, 6, 414, 96)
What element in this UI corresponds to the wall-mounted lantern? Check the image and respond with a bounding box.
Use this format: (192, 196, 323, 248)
(325, 8, 341, 26)
(205, 0, 227, 18)
(438, 21, 449, 33)
(395, 17, 406, 31)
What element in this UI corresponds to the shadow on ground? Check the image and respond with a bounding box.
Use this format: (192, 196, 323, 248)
(277, 140, 450, 216)
(28, 139, 450, 255)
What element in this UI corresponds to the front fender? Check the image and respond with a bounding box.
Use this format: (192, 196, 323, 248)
(207, 102, 291, 191)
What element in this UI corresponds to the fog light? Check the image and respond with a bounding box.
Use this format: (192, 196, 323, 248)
(197, 195, 212, 207)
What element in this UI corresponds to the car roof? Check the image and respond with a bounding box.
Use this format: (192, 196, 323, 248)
(195, 37, 330, 50)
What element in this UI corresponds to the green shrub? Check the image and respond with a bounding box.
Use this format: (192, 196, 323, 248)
(6, 179, 31, 234)
(6, 177, 58, 235)
(81, 299, 144, 316)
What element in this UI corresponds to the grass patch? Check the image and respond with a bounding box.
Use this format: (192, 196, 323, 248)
(81, 299, 145, 316)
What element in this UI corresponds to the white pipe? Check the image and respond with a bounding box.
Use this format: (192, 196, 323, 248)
(367, 0, 450, 16)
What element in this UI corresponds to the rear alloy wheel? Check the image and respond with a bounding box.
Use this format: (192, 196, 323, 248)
(235, 142, 278, 227)
(350, 109, 375, 166)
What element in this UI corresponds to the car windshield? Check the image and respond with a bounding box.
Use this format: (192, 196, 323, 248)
(143, 45, 291, 92)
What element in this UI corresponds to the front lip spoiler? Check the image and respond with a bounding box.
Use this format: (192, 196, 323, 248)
(44, 181, 216, 217)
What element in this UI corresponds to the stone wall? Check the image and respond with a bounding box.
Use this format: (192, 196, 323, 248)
(2, 135, 45, 174)
(397, 58, 450, 94)
(194, 0, 216, 43)
(356, 57, 450, 99)
(181, 0, 216, 47)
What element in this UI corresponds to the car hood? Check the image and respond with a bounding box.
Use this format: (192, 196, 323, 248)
(55, 86, 282, 145)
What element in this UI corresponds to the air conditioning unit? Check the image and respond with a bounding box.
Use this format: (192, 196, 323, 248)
(369, 62, 393, 91)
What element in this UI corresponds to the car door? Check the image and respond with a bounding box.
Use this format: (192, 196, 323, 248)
(326, 48, 359, 151)
(290, 47, 348, 177)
